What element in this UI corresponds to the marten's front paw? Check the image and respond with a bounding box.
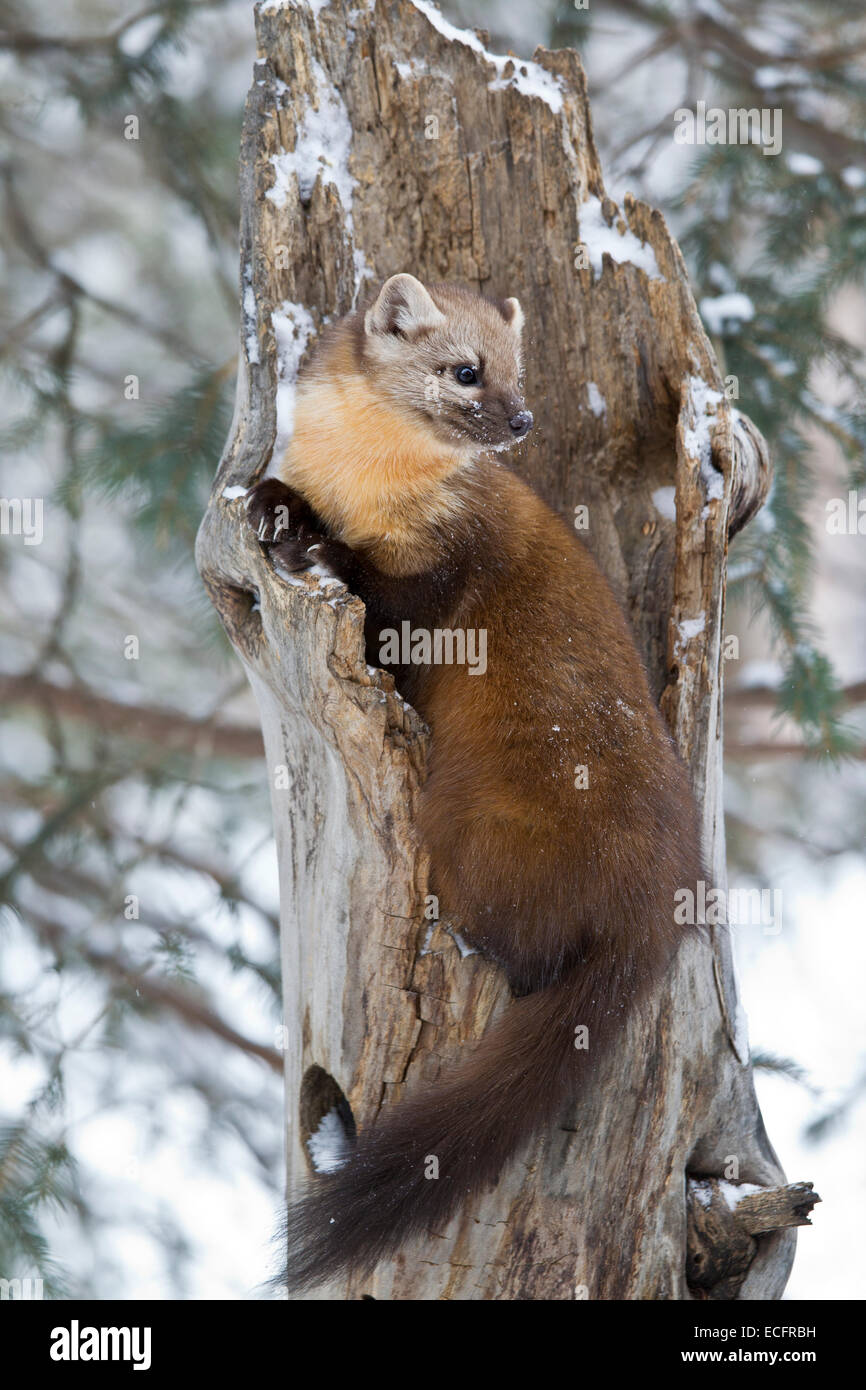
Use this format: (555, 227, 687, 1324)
(247, 477, 345, 580)
(246, 477, 317, 545)
(268, 530, 332, 576)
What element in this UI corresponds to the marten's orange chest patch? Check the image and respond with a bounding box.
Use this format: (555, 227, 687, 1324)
(282, 375, 472, 569)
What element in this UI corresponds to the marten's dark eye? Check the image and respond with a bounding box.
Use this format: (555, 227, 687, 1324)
(454, 365, 479, 386)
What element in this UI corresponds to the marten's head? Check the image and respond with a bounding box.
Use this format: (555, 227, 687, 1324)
(358, 274, 532, 451)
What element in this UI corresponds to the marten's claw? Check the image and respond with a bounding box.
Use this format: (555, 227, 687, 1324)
(246, 477, 317, 545)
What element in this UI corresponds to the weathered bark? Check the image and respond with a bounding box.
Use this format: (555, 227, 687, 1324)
(196, 0, 815, 1299)
(687, 1180, 820, 1300)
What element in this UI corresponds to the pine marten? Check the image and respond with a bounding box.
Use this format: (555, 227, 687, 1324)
(247, 273, 703, 1292)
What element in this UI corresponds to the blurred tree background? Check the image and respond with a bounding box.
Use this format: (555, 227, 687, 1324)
(0, 0, 282, 1298)
(1, 0, 864, 1298)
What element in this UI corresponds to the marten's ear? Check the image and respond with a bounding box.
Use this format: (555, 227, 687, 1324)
(365, 274, 446, 338)
(501, 297, 525, 337)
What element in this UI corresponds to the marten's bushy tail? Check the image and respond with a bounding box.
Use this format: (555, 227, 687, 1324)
(283, 936, 664, 1292)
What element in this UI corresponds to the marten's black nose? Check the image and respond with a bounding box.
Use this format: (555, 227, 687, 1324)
(509, 410, 533, 437)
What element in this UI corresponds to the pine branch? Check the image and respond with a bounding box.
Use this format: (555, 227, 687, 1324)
(726, 739, 865, 761)
(0, 673, 264, 760)
(24, 909, 283, 1073)
(727, 680, 866, 710)
(1, 164, 204, 363)
(0, 1, 227, 55)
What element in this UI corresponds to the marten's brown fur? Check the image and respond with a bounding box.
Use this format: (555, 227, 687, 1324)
(247, 273, 702, 1291)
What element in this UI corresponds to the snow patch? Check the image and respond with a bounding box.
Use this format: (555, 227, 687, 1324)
(577, 195, 663, 283)
(118, 14, 165, 58)
(733, 1001, 752, 1065)
(678, 614, 706, 642)
(674, 613, 706, 660)
(652, 486, 676, 521)
(221, 486, 248, 501)
(307, 1107, 350, 1174)
(719, 1179, 763, 1211)
(682, 376, 724, 501)
(787, 152, 823, 177)
(412, 0, 563, 112)
(266, 59, 369, 296)
(585, 381, 607, 418)
(270, 301, 317, 464)
(699, 292, 754, 336)
(266, 60, 355, 213)
(273, 562, 312, 588)
(689, 1177, 763, 1210)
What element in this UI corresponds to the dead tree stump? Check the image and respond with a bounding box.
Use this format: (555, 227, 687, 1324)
(196, 0, 816, 1300)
